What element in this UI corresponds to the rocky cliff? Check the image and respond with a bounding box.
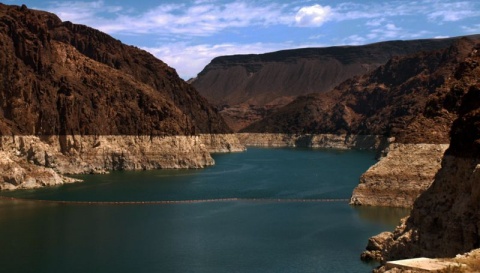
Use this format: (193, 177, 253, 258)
(0, 4, 231, 135)
(351, 143, 448, 208)
(192, 37, 474, 131)
(362, 80, 480, 268)
(242, 37, 480, 208)
(0, 4, 244, 190)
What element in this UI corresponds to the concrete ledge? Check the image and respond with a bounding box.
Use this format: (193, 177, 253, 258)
(386, 258, 465, 272)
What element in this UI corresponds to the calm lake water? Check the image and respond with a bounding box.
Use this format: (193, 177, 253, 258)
(0, 147, 408, 273)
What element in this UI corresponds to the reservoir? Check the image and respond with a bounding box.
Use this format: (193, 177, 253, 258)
(0, 147, 408, 273)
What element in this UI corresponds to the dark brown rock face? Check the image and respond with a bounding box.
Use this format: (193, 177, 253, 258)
(0, 4, 231, 136)
(243, 37, 480, 144)
(377, 88, 480, 262)
(361, 42, 480, 263)
(192, 37, 472, 131)
(448, 85, 480, 158)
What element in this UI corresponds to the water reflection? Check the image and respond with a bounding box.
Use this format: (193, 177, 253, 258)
(352, 205, 410, 227)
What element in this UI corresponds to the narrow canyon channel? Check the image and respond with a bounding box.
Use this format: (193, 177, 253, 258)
(0, 147, 408, 273)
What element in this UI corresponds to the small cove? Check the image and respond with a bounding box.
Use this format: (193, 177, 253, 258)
(0, 147, 409, 273)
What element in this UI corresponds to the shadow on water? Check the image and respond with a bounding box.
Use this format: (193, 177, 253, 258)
(353, 205, 410, 228)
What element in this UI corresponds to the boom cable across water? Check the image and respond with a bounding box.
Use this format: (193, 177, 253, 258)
(0, 196, 350, 205)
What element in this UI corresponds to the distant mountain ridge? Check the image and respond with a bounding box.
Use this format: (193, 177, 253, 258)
(242, 37, 480, 144)
(192, 35, 479, 131)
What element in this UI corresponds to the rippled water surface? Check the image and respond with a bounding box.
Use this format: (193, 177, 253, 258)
(0, 147, 408, 273)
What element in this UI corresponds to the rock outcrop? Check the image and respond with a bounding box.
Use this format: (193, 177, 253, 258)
(192, 36, 476, 131)
(362, 77, 480, 266)
(0, 134, 245, 190)
(0, 4, 244, 190)
(0, 149, 79, 190)
(351, 143, 448, 208)
(197, 134, 245, 153)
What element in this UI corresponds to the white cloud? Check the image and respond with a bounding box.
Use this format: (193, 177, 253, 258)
(308, 34, 325, 40)
(427, 2, 477, 22)
(344, 23, 431, 45)
(44, 0, 293, 37)
(331, 2, 406, 21)
(344, 34, 367, 45)
(295, 4, 332, 27)
(428, 10, 475, 22)
(369, 23, 430, 40)
(371, 23, 403, 39)
(40, 0, 480, 38)
(462, 24, 480, 33)
(42, 0, 109, 23)
(333, 1, 479, 23)
(366, 18, 386, 27)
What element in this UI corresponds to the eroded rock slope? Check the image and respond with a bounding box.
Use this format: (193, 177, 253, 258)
(0, 4, 243, 190)
(0, 4, 230, 136)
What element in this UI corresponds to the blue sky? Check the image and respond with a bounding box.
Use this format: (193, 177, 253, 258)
(6, 0, 480, 79)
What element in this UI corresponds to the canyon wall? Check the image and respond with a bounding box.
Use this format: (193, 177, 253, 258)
(0, 4, 244, 190)
(362, 73, 480, 269)
(0, 4, 231, 137)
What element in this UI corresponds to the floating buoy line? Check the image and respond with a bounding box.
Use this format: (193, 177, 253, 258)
(0, 196, 350, 205)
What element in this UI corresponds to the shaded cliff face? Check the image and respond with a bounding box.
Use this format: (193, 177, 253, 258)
(244, 38, 480, 144)
(192, 37, 471, 131)
(0, 4, 231, 136)
(376, 83, 480, 262)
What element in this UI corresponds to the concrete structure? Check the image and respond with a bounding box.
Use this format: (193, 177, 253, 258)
(386, 258, 465, 272)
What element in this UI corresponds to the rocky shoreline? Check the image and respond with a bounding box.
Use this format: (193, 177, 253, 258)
(364, 154, 480, 264)
(237, 133, 448, 209)
(363, 153, 480, 272)
(2, 131, 449, 210)
(351, 143, 449, 208)
(236, 133, 386, 150)
(0, 134, 244, 190)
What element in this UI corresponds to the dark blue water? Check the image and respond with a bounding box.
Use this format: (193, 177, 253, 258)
(0, 147, 408, 273)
